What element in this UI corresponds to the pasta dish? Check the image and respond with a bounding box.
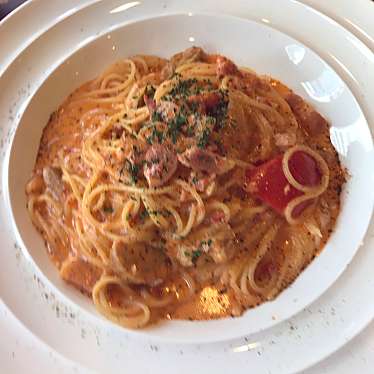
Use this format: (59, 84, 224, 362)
(26, 47, 345, 328)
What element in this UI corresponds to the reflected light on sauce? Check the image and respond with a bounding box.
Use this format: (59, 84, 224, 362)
(109, 1, 141, 14)
(199, 286, 230, 316)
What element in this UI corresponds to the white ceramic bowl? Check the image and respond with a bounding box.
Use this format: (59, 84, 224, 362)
(6, 13, 374, 343)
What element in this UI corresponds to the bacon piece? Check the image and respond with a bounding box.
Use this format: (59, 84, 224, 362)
(178, 146, 235, 175)
(144, 143, 177, 187)
(179, 147, 218, 174)
(166, 223, 235, 266)
(216, 56, 241, 78)
(61, 258, 102, 295)
(156, 100, 179, 122)
(160, 61, 175, 81)
(118, 134, 148, 164)
(42, 166, 64, 200)
(274, 132, 297, 149)
(144, 94, 156, 116)
(190, 172, 216, 193)
(188, 91, 221, 114)
(286, 93, 327, 136)
(210, 210, 226, 224)
(171, 46, 206, 66)
(255, 259, 277, 284)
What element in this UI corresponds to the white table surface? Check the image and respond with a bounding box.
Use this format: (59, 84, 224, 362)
(1, 0, 373, 373)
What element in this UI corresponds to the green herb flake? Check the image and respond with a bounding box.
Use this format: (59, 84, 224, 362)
(139, 209, 149, 222)
(145, 85, 156, 98)
(197, 128, 211, 148)
(166, 112, 187, 144)
(151, 111, 163, 122)
(103, 206, 114, 214)
(191, 249, 202, 262)
(122, 160, 140, 185)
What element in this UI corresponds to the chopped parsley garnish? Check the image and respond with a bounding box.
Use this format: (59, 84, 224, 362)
(191, 249, 202, 261)
(197, 128, 211, 148)
(212, 89, 229, 129)
(151, 110, 163, 122)
(147, 209, 171, 218)
(202, 239, 213, 247)
(167, 113, 187, 144)
(146, 126, 164, 145)
(185, 239, 213, 263)
(186, 126, 194, 137)
(139, 209, 149, 222)
(145, 84, 156, 97)
(122, 159, 140, 184)
(169, 78, 197, 98)
(103, 206, 114, 214)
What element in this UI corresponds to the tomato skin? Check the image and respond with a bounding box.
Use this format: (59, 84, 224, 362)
(288, 151, 321, 187)
(245, 151, 321, 216)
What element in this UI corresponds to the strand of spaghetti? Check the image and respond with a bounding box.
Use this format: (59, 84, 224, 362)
(34, 211, 59, 250)
(141, 195, 169, 229)
(282, 145, 330, 194)
(121, 196, 140, 229)
(233, 89, 286, 125)
(86, 182, 175, 197)
(74, 213, 109, 266)
(130, 56, 149, 74)
(165, 205, 184, 234)
(206, 201, 231, 222)
(140, 289, 174, 308)
(239, 66, 257, 75)
(184, 75, 217, 83)
(69, 92, 129, 106)
(100, 73, 126, 89)
(253, 110, 274, 159)
(92, 275, 150, 328)
(241, 222, 280, 295)
(175, 62, 216, 75)
(78, 60, 136, 98)
(36, 194, 63, 216)
(60, 166, 82, 202)
(110, 242, 147, 284)
(100, 225, 155, 244)
(63, 194, 76, 224)
(231, 206, 267, 225)
(175, 179, 205, 225)
(284, 194, 317, 225)
(125, 83, 142, 110)
(92, 191, 105, 212)
(154, 78, 177, 104)
(180, 272, 196, 300)
(231, 158, 254, 169)
(177, 204, 197, 238)
(50, 220, 70, 248)
(234, 215, 275, 251)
